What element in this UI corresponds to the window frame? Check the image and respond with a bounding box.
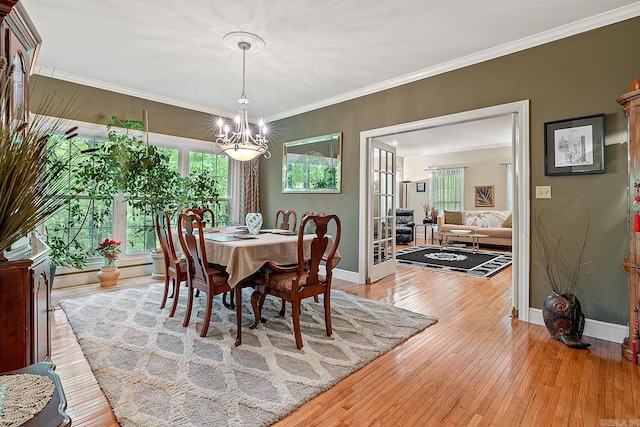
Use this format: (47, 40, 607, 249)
(41, 117, 240, 274)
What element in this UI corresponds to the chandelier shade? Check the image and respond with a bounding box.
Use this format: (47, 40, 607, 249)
(215, 32, 270, 161)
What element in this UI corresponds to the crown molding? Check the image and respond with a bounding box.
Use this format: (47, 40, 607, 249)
(32, 66, 228, 117)
(32, 3, 640, 122)
(267, 3, 640, 121)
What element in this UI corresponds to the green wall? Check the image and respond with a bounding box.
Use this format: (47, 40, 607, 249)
(262, 17, 640, 325)
(30, 17, 640, 325)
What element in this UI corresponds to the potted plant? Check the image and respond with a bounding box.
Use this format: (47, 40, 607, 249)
(0, 58, 78, 259)
(95, 238, 121, 287)
(534, 212, 591, 349)
(104, 115, 187, 277)
(45, 151, 116, 284)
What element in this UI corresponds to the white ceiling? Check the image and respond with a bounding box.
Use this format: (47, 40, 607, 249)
(19, 1, 640, 154)
(376, 114, 515, 157)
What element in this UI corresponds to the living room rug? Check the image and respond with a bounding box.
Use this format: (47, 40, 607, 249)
(59, 283, 437, 427)
(396, 245, 512, 278)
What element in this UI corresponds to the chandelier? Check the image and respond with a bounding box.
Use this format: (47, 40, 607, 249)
(215, 32, 271, 161)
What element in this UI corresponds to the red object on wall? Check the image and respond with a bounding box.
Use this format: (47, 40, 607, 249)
(635, 213, 640, 232)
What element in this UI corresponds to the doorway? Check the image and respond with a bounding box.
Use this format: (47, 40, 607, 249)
(358, 100, 530, 321)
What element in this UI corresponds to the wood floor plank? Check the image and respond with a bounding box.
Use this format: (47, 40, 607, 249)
(49, 252, 640, 427)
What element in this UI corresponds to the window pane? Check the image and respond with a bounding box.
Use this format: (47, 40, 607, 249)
(188, 151, 230, 226)
(126, 203, 154, 253)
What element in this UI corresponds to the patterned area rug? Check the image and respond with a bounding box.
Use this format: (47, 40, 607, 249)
(59, 283, 437, 426)
(397, 245, 512, 278)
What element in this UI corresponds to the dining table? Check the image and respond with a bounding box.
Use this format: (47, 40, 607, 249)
(178, 225, 341, 340)
(200, 226, 340, 286)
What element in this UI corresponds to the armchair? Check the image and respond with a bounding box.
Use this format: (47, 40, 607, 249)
(392, 208, 416, 244)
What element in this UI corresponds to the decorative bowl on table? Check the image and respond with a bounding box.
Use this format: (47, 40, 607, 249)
(450, 229, 472, 235)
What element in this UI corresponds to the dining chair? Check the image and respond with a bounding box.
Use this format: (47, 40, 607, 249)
(300, 211, 326, 304)
(301, 211, 325, 232)
(155, 211, 187, 315)
(275, 209, 297, 231)
(183, 207, 215, 228)
(258, 213, 341, 349)
(177, 212, 243, 344)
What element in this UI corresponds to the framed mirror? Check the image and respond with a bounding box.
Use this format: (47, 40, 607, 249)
(282, 132, 342, 193)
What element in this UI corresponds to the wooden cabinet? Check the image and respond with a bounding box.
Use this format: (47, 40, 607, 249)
(618, 86, 640, 362)
(0, 0, 49, 373)
(0, 237, 52, 373)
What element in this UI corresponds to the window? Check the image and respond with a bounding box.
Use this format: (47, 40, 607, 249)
(43, 119, 234, 270)
(189, 151, 230, 226)
(44, 135, 114, 268)
(431, 167, 464, 211)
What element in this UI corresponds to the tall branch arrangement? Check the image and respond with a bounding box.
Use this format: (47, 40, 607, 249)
(533, 212, 590, 297)
(0, 58, 78, 256)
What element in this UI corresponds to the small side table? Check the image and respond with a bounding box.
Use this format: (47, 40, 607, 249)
(414, 223, 436, 244)
(0, 362, 71, 426)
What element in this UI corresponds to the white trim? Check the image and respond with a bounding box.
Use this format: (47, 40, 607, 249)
(54, 266, 358, 289)
(529, 308, 627, 344)
(31, 5, 640, 121)
(358, 101, 530, 324)
(53, 264, 154, 288)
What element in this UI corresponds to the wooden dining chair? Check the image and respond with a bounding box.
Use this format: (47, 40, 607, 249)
(155, 211, 187, 315)
(275, 209, 297, 231)
(259, 213, 341, 349)
(177, 212, 243, 344)
(183, 207, 215, 228)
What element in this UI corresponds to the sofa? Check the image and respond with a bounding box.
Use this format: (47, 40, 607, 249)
(437, 210, 512, 248)
(391, 208, 416, 244)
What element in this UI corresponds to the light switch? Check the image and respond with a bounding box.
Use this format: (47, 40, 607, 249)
(536, 186, 551, 199)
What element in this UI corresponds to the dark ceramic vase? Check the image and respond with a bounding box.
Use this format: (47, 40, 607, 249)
(542, 293, 591, 349)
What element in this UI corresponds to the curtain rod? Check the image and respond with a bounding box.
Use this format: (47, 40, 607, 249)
(423, 166, 468, 171)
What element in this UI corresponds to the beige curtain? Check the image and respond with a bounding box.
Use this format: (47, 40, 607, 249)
(240, 158, 260, 221)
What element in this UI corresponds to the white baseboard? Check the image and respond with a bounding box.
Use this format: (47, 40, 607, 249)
(55, 264, 359, 289)
(53, 264, 153, 288)
(333, 268, 359, 283)
(529, 307, 627, 344)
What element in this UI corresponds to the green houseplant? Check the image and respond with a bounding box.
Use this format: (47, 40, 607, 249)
(45, 142, 116, 271)
(43, 113, 222, 279)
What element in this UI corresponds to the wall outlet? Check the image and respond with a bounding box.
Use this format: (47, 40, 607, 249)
(535, 185, 551, 199)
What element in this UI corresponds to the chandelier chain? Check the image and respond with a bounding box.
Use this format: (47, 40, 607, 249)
(241, 45, 247, 100)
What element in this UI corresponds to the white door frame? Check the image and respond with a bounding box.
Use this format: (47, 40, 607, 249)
(358, 100, 530, 321)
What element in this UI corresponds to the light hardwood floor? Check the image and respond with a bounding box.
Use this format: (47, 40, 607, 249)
(50, 241, 640, 426)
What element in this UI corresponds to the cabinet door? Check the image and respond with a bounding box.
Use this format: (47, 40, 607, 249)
(0, 260, 32, 372)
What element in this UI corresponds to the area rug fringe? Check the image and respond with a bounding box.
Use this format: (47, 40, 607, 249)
(59, 283, 437, 426)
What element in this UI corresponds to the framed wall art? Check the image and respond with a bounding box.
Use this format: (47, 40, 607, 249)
(475, 185, 495, 207)
(544, 113, 605, 176)
(416, 182, 426, 192)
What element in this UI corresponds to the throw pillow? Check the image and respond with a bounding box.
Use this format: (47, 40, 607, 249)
(503, 213, 512, 228)
(444, 210, 463, 225)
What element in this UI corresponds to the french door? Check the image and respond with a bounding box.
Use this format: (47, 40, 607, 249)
(367, 139, 396, 283)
